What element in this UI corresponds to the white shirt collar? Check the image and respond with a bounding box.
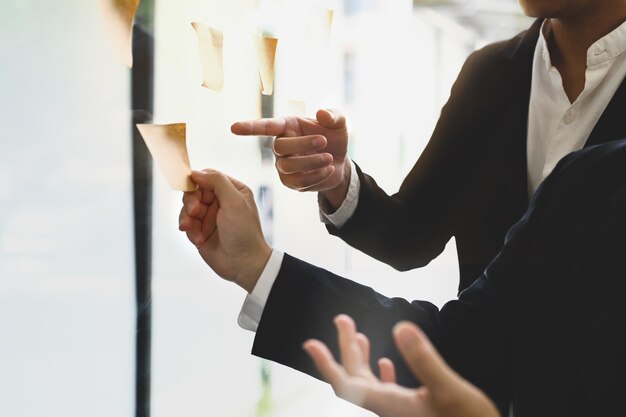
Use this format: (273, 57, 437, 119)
(539, 18, 626, 70)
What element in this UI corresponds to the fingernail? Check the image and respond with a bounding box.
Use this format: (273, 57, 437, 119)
(334, 314, 347, 323)
(321, 153, 333, 164)
(312, 136, 325, 148)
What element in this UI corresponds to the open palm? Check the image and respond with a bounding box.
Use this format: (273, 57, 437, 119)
(303, 315, 500, 417)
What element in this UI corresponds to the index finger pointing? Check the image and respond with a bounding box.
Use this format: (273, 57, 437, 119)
(231, 118, 288, 136)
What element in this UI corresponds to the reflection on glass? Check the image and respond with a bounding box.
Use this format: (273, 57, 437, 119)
(0, 2, 134, 416)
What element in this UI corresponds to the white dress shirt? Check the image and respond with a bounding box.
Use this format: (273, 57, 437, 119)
(527, 20, 626, 195)
(238, 19, 626, 331)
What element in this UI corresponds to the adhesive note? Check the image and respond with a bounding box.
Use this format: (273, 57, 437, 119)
(326, 9, 335, 38)
(100, 0, 141, 67)
(136, 123, 195, 192)
(326, 10, 334, 34)
(257, 36, 278, 95)
(191, 22, 224, 91)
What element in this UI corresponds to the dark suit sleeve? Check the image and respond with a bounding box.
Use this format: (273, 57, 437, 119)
(252, 139, 626, 410)
(251, 208, 528, 404)
(326, 42, 512, 271)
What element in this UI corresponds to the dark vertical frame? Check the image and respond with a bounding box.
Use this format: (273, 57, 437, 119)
(258, 93, 275, 161)
(255, 85, 275, 417)
(131, 2, 155, 417)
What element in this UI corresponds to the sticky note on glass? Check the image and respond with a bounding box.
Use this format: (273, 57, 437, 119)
(257, 36, 278, 96)
(326, 9, 334, 30)
(136, 123, 195, 191)
(191, 22, 224, 91)
(100, 0, 141, 67)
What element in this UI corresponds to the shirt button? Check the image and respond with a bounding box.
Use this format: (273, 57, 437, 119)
(563, 111, 575, 124)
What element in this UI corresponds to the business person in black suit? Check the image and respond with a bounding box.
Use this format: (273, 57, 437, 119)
(232, 0, 626, 292)
(179, 139, 626, 417)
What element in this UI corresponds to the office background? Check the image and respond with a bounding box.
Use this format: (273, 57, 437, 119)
(0, 1, 531, 416)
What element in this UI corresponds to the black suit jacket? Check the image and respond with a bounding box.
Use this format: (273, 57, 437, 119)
(327, 18, 626, 292)
(252, 140, 626, 417)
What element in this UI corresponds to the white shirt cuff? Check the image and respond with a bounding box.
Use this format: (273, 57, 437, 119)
(237, 249, 285, 332)
(318, 159, 361, 228)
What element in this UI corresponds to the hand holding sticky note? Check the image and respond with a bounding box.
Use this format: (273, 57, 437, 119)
(136, 123, 195, 192)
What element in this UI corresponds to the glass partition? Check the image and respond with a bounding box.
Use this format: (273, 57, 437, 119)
(0, 2, 134, 416)
(0, 1, 529, 416)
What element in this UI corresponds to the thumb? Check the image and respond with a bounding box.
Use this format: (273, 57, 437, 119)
(316, 108, 346, 130)
(191, 170, 242, 209)
(392, 322, 458, 393)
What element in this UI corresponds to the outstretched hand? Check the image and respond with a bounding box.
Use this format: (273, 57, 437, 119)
(231, 109, 351, 209)
(303, 315, 500, 417)
(178, 170, 272, 293)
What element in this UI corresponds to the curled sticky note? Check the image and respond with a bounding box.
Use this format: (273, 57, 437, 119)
(136, 123, 195, 192)
(326, 10, 334, 34)
(100, 0, 141, 67)
(257, 36, 278, 96)
(191, 22, 224, 91)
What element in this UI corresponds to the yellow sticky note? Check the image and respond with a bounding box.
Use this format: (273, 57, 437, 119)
(136, 123, 195, 192)
(191, 22, 224, 92)
(257, 35, 278, 96)
(99, 0, 141, 67)
(326, 10, 334, 33)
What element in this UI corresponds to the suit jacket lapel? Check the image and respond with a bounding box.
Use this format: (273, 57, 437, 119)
(499, 18, 543, 209)
(586, 76, 626, 146)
